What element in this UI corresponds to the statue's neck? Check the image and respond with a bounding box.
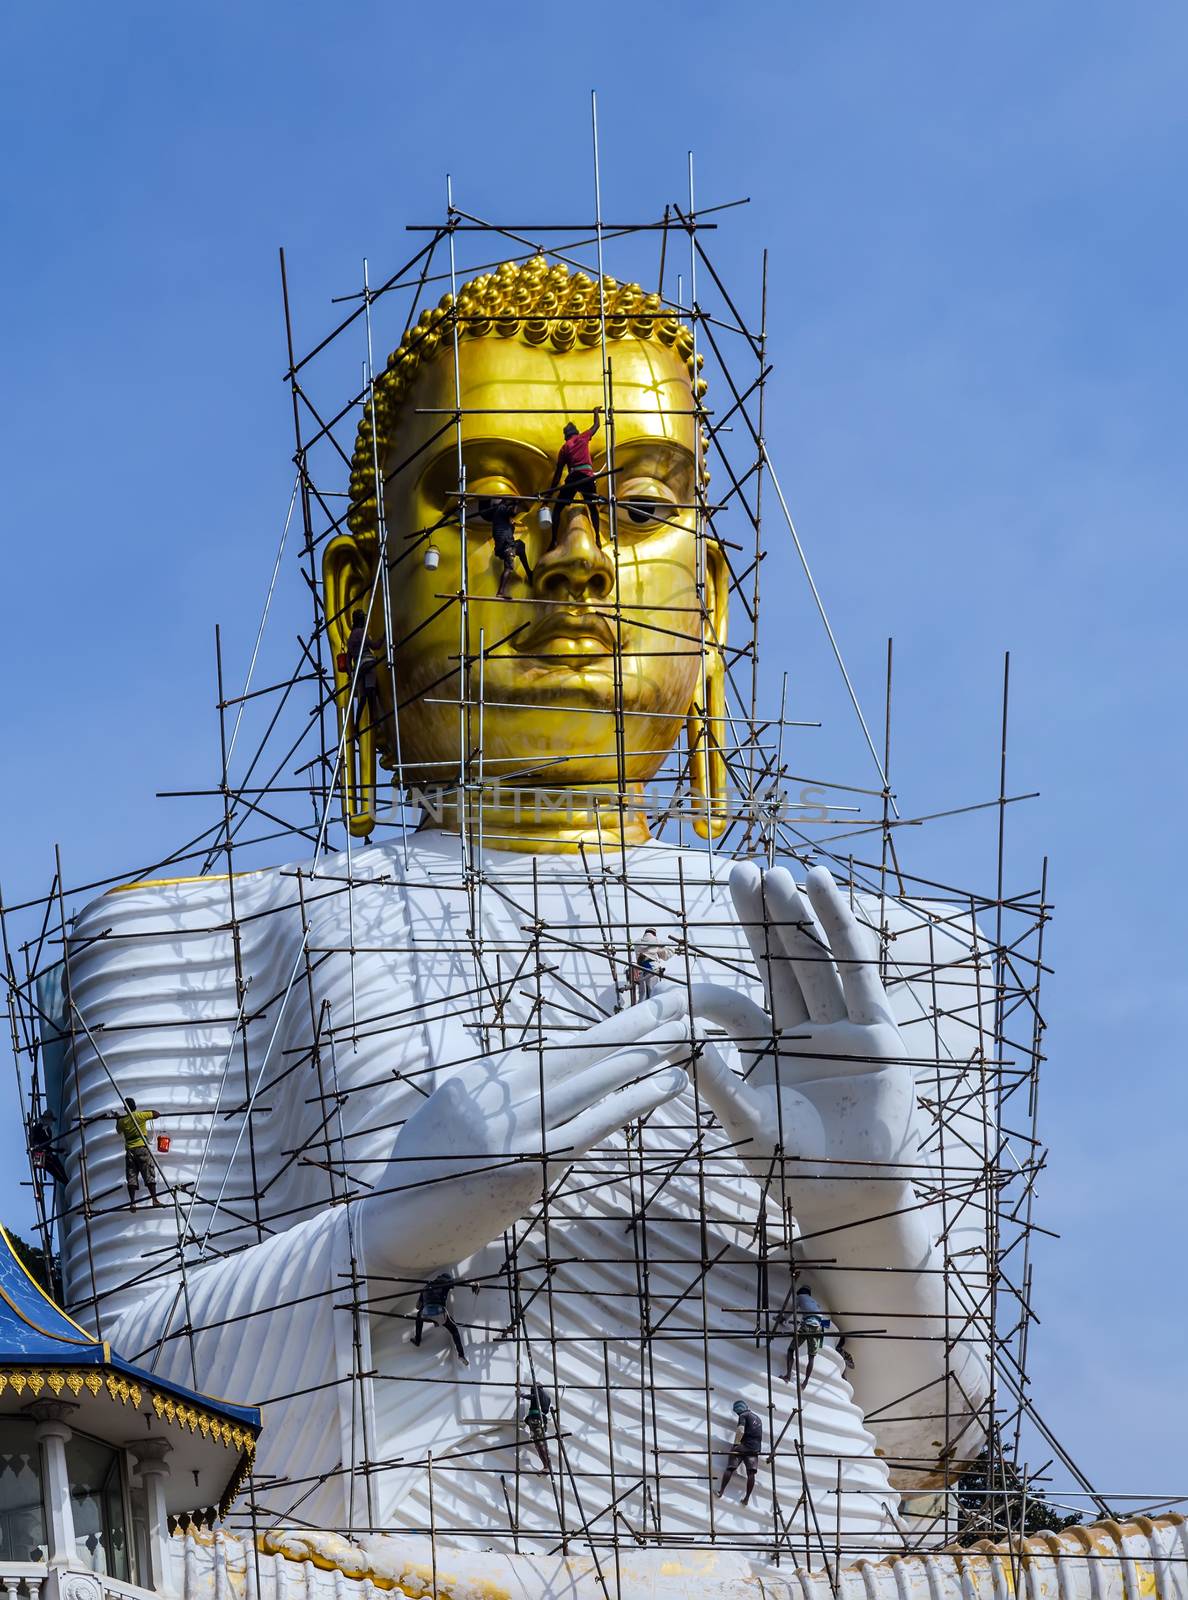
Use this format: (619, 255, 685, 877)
(420, 782, 651, 855)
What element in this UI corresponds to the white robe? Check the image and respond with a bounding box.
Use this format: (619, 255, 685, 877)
(58, 833, 988, 1550)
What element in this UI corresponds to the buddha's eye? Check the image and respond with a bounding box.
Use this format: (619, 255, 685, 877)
(468, 476, 518, 501)
(617, 480, 677, 532)
(459, 476, 522, 531)
(626, 498, 662, 524)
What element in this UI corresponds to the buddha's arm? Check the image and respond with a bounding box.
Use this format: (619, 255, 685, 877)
(111, 1205, 350, 1400)
(117, 988, 692, 1394)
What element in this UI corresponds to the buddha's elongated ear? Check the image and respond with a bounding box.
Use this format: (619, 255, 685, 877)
(323, 535, 388, 837)
(324, 535, 379, 652)
(687, 538, 730, 840)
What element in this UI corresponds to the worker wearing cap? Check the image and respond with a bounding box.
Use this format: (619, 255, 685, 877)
(28, 1109, 68, 1188)
(716, 1398, 762, 1505)
(779, 1282, 831, 1385)
(546, 407, 602, 545)
(114, 1098, 162, 1210)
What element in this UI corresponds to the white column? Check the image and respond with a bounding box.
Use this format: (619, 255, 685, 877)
(31, 1401, 78, 1569)
(133, 1438, 175, 1595)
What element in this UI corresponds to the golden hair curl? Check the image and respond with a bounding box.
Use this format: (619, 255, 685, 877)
(346, 256, 707, 543)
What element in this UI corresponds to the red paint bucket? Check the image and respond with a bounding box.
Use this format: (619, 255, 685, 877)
(156, 1135, 171, 1154)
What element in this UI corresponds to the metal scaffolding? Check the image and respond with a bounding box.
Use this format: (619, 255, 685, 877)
(0, 111, 1131, 1590)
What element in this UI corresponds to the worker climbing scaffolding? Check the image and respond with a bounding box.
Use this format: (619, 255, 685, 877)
(629, 928, 673, 1004)
(114, 1098, 162, 1209)
(470, 495, 534, 596)
(716, 1399, 762, 1506)
(344, 609, 384, 736)
(412, 1273, 477, 1365)
(27, 1109, 68, 1189)
(779, 1283, 831, 1385)
(546, 407, 602, 544)
(521, 1382, 553, 1473)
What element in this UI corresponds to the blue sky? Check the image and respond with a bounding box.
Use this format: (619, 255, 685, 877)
(2, 1, 1185, 1505)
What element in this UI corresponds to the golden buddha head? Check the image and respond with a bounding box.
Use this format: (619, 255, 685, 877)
(323, 256, 727, 844)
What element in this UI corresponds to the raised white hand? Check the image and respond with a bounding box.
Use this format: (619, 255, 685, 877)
(692, 862, 917, 1223)
(690, 862, 989, 1480)
(362, 989, 691, 1273)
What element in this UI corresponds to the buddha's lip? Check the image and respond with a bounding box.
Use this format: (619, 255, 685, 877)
(515, 608, 617, 656)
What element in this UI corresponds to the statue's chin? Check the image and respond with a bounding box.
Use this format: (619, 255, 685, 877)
(509, 658, 618, 695)
(394, 665, 684, 787)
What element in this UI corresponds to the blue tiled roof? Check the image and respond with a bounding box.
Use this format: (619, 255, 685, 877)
(0, 1226, 260, 1431)
(0, 1226, 103, 1358)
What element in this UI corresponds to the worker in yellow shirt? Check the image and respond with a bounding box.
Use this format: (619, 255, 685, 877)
(114, 1098, 163, 1209)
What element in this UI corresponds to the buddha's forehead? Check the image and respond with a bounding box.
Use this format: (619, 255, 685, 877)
(395, 336, 695, 466)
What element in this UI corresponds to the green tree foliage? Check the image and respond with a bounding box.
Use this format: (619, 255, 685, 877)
(7, 1230, 64, 1304)
(956, 1437, 1084, 1546)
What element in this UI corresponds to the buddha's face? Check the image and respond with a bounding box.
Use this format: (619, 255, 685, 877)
(373, 334, 721, 787)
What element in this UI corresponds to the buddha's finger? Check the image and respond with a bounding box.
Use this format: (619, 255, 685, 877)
(761, 868, 847, 1025)
(499, 1012, 687, 1108)
(730, 862, 810, 1029)
(543, 1036, 687, 1128)
(803, 867, 892, 1027)
(558, 986, 690, 1069)
(549, 1066, 688, 1160)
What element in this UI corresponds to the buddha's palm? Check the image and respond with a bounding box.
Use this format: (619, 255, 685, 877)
(361, 992, 691, 1273)
(691, 862, 920, 1234)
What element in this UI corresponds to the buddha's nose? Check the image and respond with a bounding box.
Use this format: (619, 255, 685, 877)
(534, 509, 614, 603)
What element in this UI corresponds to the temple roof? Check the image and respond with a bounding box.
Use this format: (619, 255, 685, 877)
(0, 1224, 261, 1517)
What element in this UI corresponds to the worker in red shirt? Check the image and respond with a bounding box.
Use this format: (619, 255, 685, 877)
(546, 406, 602, 547)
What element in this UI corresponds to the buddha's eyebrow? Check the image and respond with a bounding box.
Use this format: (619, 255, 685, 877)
(613, 440, 695, 494)
(418, 437, 550, 501)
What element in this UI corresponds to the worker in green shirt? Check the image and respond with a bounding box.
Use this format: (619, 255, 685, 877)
(114, 1098, 163, 1209)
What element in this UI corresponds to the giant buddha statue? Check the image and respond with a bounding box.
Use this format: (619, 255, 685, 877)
(52, 257, 992, 1570)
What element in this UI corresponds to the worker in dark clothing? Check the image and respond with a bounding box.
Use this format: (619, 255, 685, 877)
(114, 1098, 162, 1210)
(28, 1110, 68, 1188)
(716, 1399, 762, 1505)
(546, 407, 602, 546)
(473, 496, 534, 597)
(521, 1381, 553, 1472)
(344, 609, 383, 737)
(412, 1272, 475, 1365)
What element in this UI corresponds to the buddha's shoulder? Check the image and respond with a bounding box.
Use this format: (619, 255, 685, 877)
(77, 850, 336, 940)
(74, 833, 460, 940)
(74, 833, 741, 943)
